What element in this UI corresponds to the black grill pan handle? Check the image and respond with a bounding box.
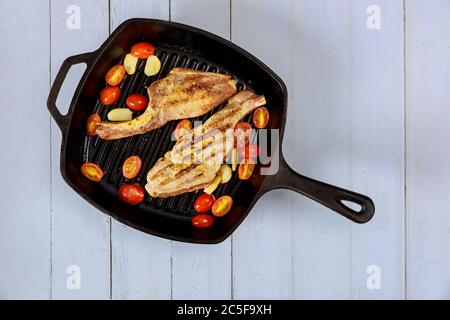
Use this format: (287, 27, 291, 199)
(265, 157, 375, 224)
(47, 52, 94, 132)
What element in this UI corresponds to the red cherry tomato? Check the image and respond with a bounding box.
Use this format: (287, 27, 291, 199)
(173, 119, 193, 141)
(86, 114, 101, 136)
(100, 86, 121, 105)
(122, 156, 142, 179)
(118, 184, 145, 205)
(238, 159, 256, 180)
(253, 106, 270, 129)
(126, 94, 149, 112)
(238, 144, 260, 159)
(192, 214, 214, 229)
(81, 162, 104, 182)
(234, 122, 253, 148)
(131, 42, 155, 59)
(194, 193, 215, 213)
(105, 64, 126, 86)
(212, 196, 233, 217)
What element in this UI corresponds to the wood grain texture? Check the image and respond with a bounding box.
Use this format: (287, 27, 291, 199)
(406, 0, 450, 299)
(231, 0, 293, 299)
(0, 0, 51, 299)
(110, 0, 169, 30)
(290, 0, 405, 299)
(1, 0, 449, 300)
(347, 0, 405, 299)
(289, 0, 352, 299)
(50, 0, 111, 299)
(111, 224, 171, 299)
(171, 0, 231, 37)
(170, 0, 232, 300)
(109, 0, 172, 300)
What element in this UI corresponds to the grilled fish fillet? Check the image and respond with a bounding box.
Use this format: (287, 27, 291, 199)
(145, 90, 266, 198)
(96, 68, 237, 140)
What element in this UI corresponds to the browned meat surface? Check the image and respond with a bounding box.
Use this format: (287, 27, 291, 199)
(96, 68, 237, 140)
(145, 90, 266, 198)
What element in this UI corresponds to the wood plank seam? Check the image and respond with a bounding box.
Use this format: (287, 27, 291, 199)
(402, 0, 408, 300)
(49, 0, 53, 300)
(345, 4, 353, 298)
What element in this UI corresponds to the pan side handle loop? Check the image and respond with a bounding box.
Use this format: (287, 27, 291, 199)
(266, 157, 375, 224)
(47, 52, 94, 133)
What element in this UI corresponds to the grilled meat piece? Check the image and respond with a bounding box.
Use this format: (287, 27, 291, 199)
(145, 90, 266, 198)
(96, 68, 237, 140)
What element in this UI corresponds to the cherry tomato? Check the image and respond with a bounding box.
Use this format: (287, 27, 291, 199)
(238, 159, 256, 180)
(253, 106, 270, 129)
(131, 42, 155, 59)
(118, 184, 145, 205)
(238, 144, 260, 159)
(81, 162, 104, 182)
(212, 196, 233, 217)
(173, 119, 193, 141)
(105, 64, 126, 86)
(234, 122, 252, 148)
(100, 86, 121, 106)
(122, 156, 142, 179)
(126, 93, 149, 112)
(194, 193, 215, 213)
(86, 114, 101, 136)
(192, 214, 214, 229)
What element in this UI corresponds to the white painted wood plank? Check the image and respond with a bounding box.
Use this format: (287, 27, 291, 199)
(111, 224, 171, 299)
(0, 0, 50, 299)
(286, 0, 351, 299)
(290, 0, 405, 299)
(109, 0, 172, 300)
(110, 0, 169, 30)
(347, 0, 405, 299)
(170, 0, 232, 300)
(231, 0, 293, 299)
(50, 0, 111, 299)
(406, 0, 450, 300)
(172, 241, 231, 299)
(171, 0, 230, 38)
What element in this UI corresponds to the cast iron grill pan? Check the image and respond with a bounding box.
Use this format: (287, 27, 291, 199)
(87, 48, 248, 219)
(48, 19, 375, 243)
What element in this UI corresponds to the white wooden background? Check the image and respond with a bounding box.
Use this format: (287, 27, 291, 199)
(0, 0, 449, 300)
